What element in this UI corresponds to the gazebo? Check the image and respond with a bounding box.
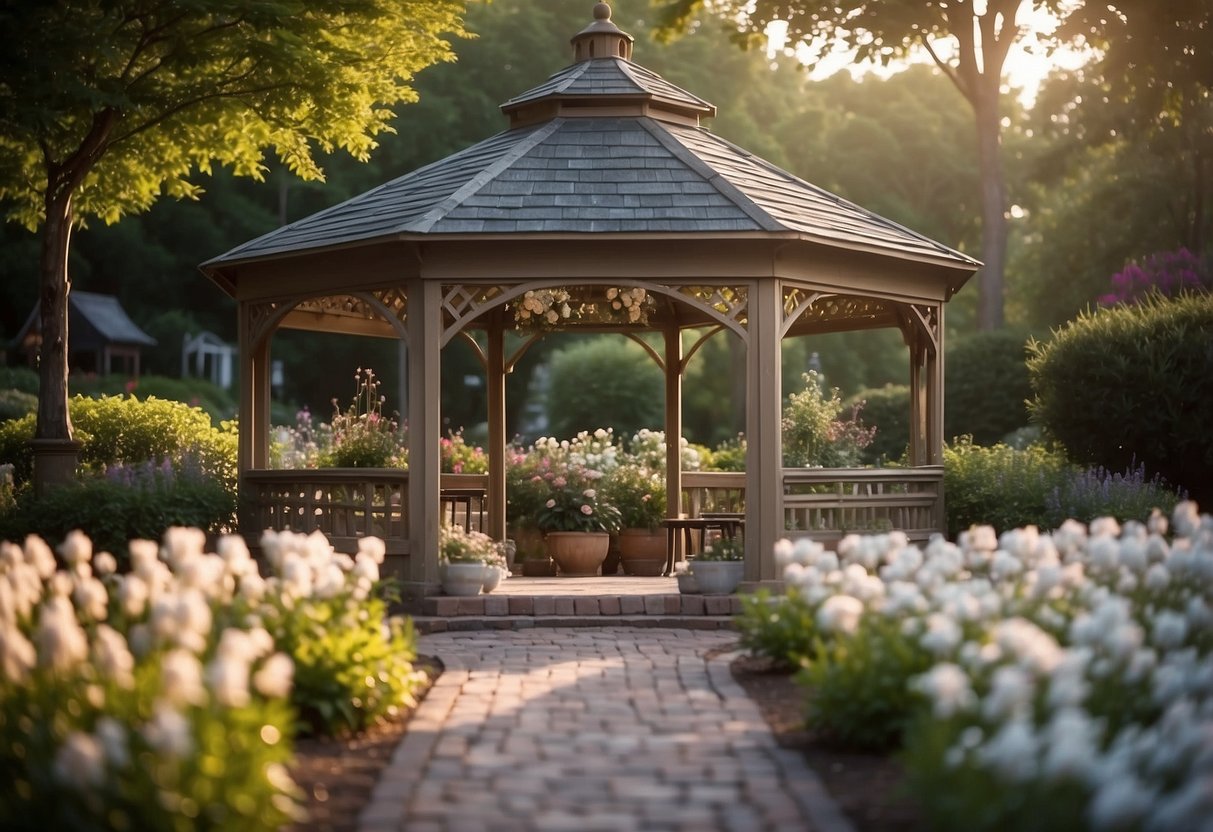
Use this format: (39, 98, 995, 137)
(201, 3, 978, 597)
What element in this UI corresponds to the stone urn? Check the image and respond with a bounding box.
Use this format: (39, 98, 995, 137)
(440, 562, 487, 597)
(691, 561, 744, 595)
(618, 528, 667, 576)
(546, 531, 610, 577)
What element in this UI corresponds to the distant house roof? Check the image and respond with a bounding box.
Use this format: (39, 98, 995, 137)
(203, 4, 979, 278)
(13, 291, 156, 350)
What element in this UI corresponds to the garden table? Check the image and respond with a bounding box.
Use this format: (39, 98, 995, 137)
(661, 514, 745, 576)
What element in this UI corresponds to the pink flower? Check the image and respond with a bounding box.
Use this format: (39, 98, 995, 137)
(553, 477, 567, 488)
(580, 505, 593, 516)
(546, 499, 556, 508)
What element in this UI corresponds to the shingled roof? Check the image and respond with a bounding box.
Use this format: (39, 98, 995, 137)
(205, 4, 978, 272)
(13, 291, 156, 350)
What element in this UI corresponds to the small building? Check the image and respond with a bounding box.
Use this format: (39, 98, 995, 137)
(13, 290, 157, 376)
(182, 330, 237, 389)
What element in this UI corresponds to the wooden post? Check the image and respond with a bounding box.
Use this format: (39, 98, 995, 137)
(663, 321, 683, 519)
(487, 312, 508, 542)
(406, 278, 442, 596)
(745, 279, 782, 582)
(926, 304, 944, 465)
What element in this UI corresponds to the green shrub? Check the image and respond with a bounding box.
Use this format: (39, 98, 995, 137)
(0, 366, 39, 394)
(1028, 292, 1213, 504)
(700, 434, 746, 471)
(943, 439, 1181, 536)
(737, 589, 816, 668)
(0, 468, 236, 558)
(945, 329, 1033, 445)
(0, 395, 237, 488)
(67, 374, 238, 423)
(847, 384, 909, 465)
(545, 337, 663, 440)
(783, 371, 874, 467)
(0, 389, 37, 423)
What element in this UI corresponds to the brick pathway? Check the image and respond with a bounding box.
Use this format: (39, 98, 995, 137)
(358, 628, 853, 832)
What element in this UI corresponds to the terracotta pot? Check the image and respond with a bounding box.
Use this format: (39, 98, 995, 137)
(618, 527, 667, 576)
(521, 558, 558, 577)
(546, 531, 610, 577)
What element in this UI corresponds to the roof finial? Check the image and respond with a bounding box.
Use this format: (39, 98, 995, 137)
(571, 2, 634, 62)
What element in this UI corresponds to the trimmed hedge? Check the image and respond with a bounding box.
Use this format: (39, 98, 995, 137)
(0, 394, 237, 488)
(847, 384, 910, 465)
(1027, 292, 1213, 504)
(944, 329, 1033, 445)
(545, 337, 663, 440)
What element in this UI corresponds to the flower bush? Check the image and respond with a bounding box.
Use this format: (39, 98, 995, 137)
(695, 536, 744, 562)
(1097, 247, 1210, 306)
(319, 368, 405, 468)
(0, 525, 426, 828)
(440, 429, 487, 474)
(740, 501, 1213, 830)
(512, 286, 656, 327)
(782, 371, 875, 468)
(602, 464, 666, 531)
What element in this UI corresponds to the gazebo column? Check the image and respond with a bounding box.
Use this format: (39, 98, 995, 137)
(405, 278, 442, 596)
(486, 313, 508, 542)
(926, 305, 944, 464)
(663, 321, 683, 518)
(745, 279, 783, 582)
(237, 301, 272, 473)
(908, 338, 925, 466)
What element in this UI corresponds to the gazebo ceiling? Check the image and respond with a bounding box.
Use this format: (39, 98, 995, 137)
(201, 3, 979, 326)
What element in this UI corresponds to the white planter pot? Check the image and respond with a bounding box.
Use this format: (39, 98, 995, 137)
(441, 562, 486, 597)
(690, 561, 744, 595)
(482, 565, 505, 593)
(676, 572, 699, 594)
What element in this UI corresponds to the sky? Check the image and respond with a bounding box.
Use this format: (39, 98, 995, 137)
(766, 4, 1094, 106)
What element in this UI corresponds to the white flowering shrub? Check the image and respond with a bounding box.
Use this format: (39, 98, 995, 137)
(255, 529, 426, 737)
(0, 529, 298, 830)
(745, 503, 1213, 830)
(0, 525, 428, 828)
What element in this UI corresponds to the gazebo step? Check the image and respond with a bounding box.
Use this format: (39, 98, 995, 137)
(412, 614, 737, 634)
(416, 593, 744, 618)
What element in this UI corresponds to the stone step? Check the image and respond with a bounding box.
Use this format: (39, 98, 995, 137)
(415, 592, 744, 618)
(412, 614, 737, 634)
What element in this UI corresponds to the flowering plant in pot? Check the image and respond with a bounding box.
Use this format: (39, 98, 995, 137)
(602, 463, 668, 575)
(439, 524, 504, 595)
(532, 463, 621, 576)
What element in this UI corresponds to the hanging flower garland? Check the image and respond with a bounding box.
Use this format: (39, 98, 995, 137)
(512, 286, 657, 328)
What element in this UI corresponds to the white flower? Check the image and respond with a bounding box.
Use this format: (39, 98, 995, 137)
(353, 552, 380, 586)
(1042, 707, 1101, 779)
(217, 535, 253, 575)
(92, 624, 135, 689)
(71, 574, 108, 622)
(253, 652, 294, 699)
(1151, 610, 1188, 650)
(92, 551, 117, 577)
(128, 539, 161, 581)
(358, 536, 386, 566)
(959, 525, 998, 554)
(142, 702, 193, 758)
(1145, 563, 1171, 591)
(58, 530, 93, 566)
(983, 665, 1036, 719)
(239, 571, 267, 602)
(0, 624, 36, 683)
(314, 562, 346, 599)
(976, 716, 1039, 782)
(162, 526, 206, 568)
(920, 613, 963, 657)
(95, 717, 129, 768)
(912, 663, 976, 718)
(1087, 773, 1155, 830)
(815, 595, 865, 635)
(117, 574, 149, 618)
(54, 731, 106, 788)
(35, 596, 89, 673)
(160, 648, 206, 707)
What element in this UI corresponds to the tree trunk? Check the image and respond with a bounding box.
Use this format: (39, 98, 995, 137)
(36, 189, 74, 441)
(974, 90, 1007, 331)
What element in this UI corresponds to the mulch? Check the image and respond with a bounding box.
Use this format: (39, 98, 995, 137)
(287, 648, 921, 832)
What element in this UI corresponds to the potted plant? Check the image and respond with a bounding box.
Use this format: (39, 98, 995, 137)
(603, 464, 668, 576)
(534, 463, 622, 576)
(690, 536, 744, 595)
(439, 524, 503, 596)
(505, 446, 553, 572)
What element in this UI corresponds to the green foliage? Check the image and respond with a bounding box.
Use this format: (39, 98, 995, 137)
(1027, 293, 1213, 503)
(533, 469, 622, 534)
(545, 337, 663, 440)
(601, 465, 666, 531)
(737, 589, 817, 668)
(69, 374, 237, 423)
(798, 615, 934, 750)
(0, 366, 39, 394)
(267, 589, 423, 738)
(0, 469, 236, 558)
(847, 384, 909, 465)
(943, 439, 1181, 536)
(700, 435, 747, 472)
(944, 330, 1032, 445)
(0, 389, 37, 423)
(0, 395, 236, 488)
(440, 430, 488, 474)
(782, 371, 874, 467)
(318, 369, 404, 469)
(696, 536, 744, 562)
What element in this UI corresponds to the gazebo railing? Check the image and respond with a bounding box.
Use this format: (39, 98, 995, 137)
(782, 466, 944, 545)
(242, 470, 491, 557)
(680, 467, 945, 545)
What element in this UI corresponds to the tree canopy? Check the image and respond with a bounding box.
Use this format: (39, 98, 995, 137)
(0, 0, 468, 460)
